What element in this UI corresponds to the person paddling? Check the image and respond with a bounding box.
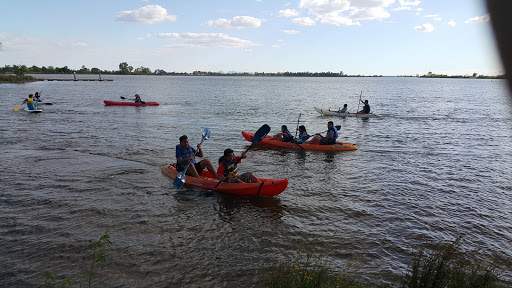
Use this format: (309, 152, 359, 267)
(216, 148, 260, 183)
(269, 125, 293, 142)
(176, 135, 216, 178)
(339, 104, 348, 113)
(35, 92, 43, 102)
(358, 99, 371, 114)
(306, 121, 338, 145)
(293, 125, 310, 144)
(22, 94, 36, 110)
(134, 94, 142, 103)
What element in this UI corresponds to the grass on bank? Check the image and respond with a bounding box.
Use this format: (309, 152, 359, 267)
(0, 74, 38, 83)
(266, 238, 508, 288)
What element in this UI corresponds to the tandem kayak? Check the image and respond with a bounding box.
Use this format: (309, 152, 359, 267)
(161, 164, 288, 197)
(103, 100, 159, 106)
(314, 107, 377, 117)
(242, 131, 358, 151)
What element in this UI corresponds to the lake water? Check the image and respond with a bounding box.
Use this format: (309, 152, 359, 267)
(1, 75, 511, 287)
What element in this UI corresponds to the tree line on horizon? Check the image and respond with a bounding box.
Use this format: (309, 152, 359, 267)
(0, 62, 504, 78)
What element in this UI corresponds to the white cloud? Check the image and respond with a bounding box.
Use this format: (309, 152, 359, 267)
(399, 0, 420, 5)
(417, 8, 423, 11)
(115, 5, 176, 24)
(203, 16, 263, 29)
(299, 0, 351, 15)
(350, 7, 390, 21)
(464, 14, 490, 24)
(414, 23, 434, 32)
(156, 32, 261, 48)
(272, 44, 281, 48)
(424, 14, 439, 18)
(277, 9, 299, 17)
(391, 6, 411, 11)
(351, 0, 394, 8)
(448, 19, 456, 26)
(292, 17, 316, 26)
(281, 29, 300, 34)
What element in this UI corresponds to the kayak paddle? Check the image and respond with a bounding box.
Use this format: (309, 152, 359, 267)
(13, 102, 24, 111)
(173, 128, 211, 189)
(206, 124, 271, 195)
(294, 113, 301, 139)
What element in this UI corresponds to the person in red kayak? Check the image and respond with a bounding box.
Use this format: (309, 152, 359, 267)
(216, 148, 260, 183)
(176, 135, 216, 178)
(306, 121, 338, 145)
(134, 94, 143, 103)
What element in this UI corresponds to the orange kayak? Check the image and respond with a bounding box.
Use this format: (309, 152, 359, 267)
(161, 164, 288, 197)
(242, 131, 358, 151)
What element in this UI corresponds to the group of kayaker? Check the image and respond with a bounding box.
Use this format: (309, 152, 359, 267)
(338, 99, 371, 114)
(269, 121, 338, 145)
(175, 120, 342, 184)
(176, 135, 260, 184)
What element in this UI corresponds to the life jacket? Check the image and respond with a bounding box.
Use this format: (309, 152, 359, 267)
(135, 95, 141, 103)
(26, 98, 35, 110)
(220, 156, 239, 179)
(282, 130, 293, 142)
(328, 126, 338, 144)
(176, 144, 196, 170)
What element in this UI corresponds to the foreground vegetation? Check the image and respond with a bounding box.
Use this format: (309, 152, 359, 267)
(266, 239, 508, 288)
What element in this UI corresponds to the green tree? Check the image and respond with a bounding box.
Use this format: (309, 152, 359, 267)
(13, 65, 28, 76)
(118, 62, 130, 74)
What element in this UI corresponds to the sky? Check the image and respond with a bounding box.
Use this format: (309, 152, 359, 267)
(0, 0, 503, 76)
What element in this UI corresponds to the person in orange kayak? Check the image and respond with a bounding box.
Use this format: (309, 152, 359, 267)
(269, 125, 293, 142)
(176, 135, 216, 178)
(216, 148, 260, 183)
(306, 121, 338, 145)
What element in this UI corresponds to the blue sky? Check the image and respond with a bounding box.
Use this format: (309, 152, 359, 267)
(0, 0, 502, 76)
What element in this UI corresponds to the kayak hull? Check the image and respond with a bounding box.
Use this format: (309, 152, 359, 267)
(242, 131, 357, 151)
(161, 164, 288, 197)
(23, 108, 43, 113)
(103, 100, 159, 106)
(314, 107, 377, 117)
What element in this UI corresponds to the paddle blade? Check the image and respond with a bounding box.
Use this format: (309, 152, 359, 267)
(202, 128, 211, 141)
(251, 124, 271, 145)
(173, 171, 186, 188)
(14, 105, 21, 111)
(120, 96, 126, 99)
(335, 125, 341, 130)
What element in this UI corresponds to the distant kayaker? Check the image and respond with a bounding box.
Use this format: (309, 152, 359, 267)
(216, 148, 260, 183)
(22, 94, 36, 110)
(269, 125, 294, 142)
(339, 104, 348, 113)
(34, 92, 43, 102)
(293, 125, 310, 144)
(306, 121, 338, 145)
(176, 135, 217, 178)
(134, 94, 142, 103)
(358, 99, 371, 114)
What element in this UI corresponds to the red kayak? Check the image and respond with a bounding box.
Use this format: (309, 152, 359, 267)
(242, 131, 358, 151)
(161, 164, 288, 197)
(103, 100, 159, 106)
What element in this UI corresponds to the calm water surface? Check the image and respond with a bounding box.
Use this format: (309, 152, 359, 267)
(1, 75, 511, 287)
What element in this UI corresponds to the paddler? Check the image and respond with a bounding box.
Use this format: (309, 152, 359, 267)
(306, 121, 338, 145)
(339, 104, 348, 113)
(269, 125, 293, 142)
(176, 135, 216, 178)
(34, 92, 43, 102)
(358, 99, 371, 114)
(134, 94, 142, 103)
(22, 94, 36, 110)
(216, 148, 260, 183)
